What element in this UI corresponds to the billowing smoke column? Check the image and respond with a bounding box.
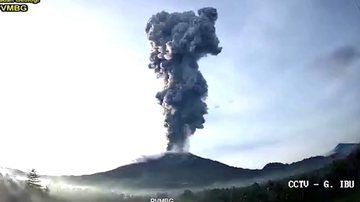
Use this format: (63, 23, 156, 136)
(145, 7, 222, 152)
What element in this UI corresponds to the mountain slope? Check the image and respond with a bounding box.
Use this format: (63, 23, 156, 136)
(2, 143, 359, 190)
(60, 143, 359, 189)
(64, 152, 260, 188)
(327, 143, 359, 158)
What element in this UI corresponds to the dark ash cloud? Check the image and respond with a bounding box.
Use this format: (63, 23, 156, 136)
(331, 46, 360, 66)
(314, 46, 360, 78)
(145, 8, 222, 152)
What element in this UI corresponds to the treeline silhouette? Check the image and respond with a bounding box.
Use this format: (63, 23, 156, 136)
(177, 147, 360, 202)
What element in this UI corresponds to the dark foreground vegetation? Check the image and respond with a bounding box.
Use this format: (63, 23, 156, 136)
(1, 147, 359, 202)
(0, 169, 60, 202)
(177, 147, 360, 202)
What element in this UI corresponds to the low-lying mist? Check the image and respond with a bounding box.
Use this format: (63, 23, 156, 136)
(3, 169, 289, 202)
(1, 168, 281, 202)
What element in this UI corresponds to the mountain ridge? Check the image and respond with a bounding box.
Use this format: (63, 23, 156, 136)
(1, 143, 359, 189)
(56, 143, 359, 189)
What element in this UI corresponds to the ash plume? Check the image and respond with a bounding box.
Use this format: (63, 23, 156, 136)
(145, 7, 222, 152)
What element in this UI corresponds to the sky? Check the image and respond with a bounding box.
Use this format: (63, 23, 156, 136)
(0, 0, 359, 175)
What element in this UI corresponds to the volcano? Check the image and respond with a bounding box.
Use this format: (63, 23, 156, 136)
(2, 143, 359, 190)
(60, 152, 259, 189)
(56, 143, 359, 189)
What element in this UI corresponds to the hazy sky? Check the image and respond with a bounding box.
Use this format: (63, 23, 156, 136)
(0, 0, 359, 175)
